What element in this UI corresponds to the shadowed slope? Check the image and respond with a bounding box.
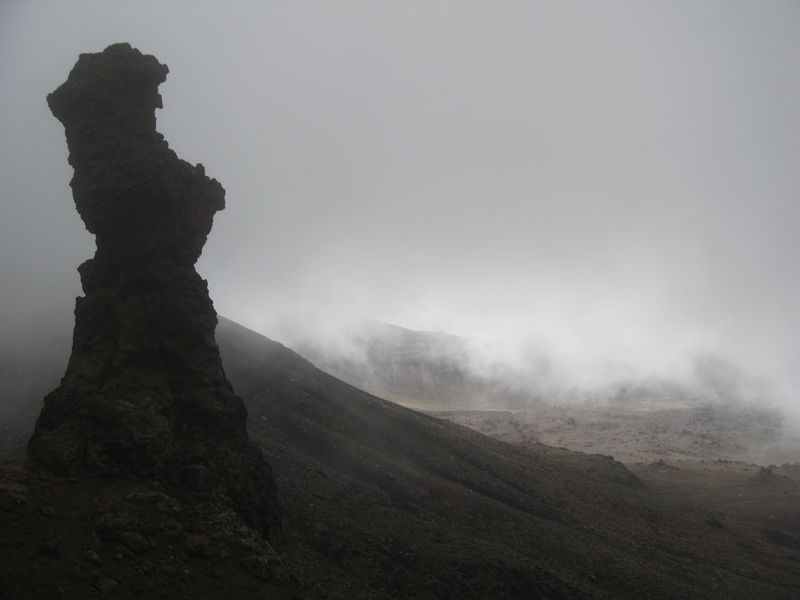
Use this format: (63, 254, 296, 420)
(217, 317, 800, 599)
(1, 318, 799, 597)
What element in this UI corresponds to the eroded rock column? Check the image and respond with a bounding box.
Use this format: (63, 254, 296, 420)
(28, 43, 278, 533)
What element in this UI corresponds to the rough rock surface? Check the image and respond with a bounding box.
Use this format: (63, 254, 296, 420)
(27, 43, 278, 533)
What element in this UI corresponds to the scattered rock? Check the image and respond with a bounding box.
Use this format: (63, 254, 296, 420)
(120, 531, 149, 553)
(125, 490, 169, 504)
(241, 554, 272, 580)
(95, 577, 119, 597)
(761, 528, 800, 551)
(648, 459, 678, 470)
(183, 464, 213, 491)
(185, 534, 216, 558)
(756, 466, 774, 483)
(0, 480, 27, 511)
(157, 497, 182, 514)
(160, 519, 182, 539)
(96, 512, 141, 539)
(81, 550, 104, 566)
(238, 536, 264, 553)
(37, 539, 61, 558)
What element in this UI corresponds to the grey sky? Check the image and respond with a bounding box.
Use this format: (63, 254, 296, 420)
(1, 1, 799, 409)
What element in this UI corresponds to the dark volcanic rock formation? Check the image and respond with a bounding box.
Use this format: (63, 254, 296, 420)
(27, 43, 278, 532)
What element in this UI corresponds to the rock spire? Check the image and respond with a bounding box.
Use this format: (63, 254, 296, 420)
(28, 43, 278, 532)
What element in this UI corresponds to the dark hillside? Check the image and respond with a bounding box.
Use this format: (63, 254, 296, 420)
(2, 317, 799, 598)
(217, 317, 800, 599)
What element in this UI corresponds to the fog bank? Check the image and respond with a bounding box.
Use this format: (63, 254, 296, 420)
(1, 1, 798, 418)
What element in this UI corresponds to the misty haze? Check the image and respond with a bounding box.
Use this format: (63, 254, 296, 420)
(1, 2, 800, 599)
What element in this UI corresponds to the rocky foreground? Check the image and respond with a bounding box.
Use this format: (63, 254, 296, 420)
(0, 461, 299, 599)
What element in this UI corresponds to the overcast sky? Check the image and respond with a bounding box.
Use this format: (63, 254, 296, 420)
(1, 1, 799, 408)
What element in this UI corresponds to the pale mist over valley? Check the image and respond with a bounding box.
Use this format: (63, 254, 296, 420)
(1, 2, 800, 599)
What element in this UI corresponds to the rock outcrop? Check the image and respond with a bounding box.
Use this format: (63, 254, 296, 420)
(27, 43, 278, 533)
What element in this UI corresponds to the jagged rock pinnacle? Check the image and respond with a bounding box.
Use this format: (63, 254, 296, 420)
(28, 43, 278, 533)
